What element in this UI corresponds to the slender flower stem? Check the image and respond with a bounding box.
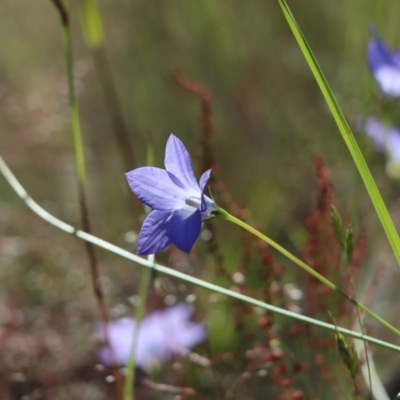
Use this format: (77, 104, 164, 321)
(124, 262, 152, 400)
(124, 143, 154, 399)
(51, 1, 122, 396)
(217, 207, 400, 339)
(277, 0, 400, 270)
(2, 156, 400, 355)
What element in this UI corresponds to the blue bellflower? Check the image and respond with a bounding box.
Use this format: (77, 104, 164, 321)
(125, 134, 217, 255)
(361, 117, 400, 178)
(98, 303, 207, 372)
(368, 32, 400, 98)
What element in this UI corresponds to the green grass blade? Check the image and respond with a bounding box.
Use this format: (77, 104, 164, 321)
(79, 0, 104, 48)
(278, 0, 400, 268)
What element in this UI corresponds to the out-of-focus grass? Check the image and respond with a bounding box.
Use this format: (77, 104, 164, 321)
(1, 0, 400, 398)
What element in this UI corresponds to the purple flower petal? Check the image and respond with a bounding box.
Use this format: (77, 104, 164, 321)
(98, 318, 136, 366)
(137, 210, 172, 255)
(169, 208, 202, 253)
(199, 169, 211, 212)
(174, 323, 207, 350)
(362, 118, 389, 151)
(387, 129, 400, 165)
(361, 117, 400, 167)
(164, 303, 194, 323)
(125, 167, 186, 211)
(136, 318, 172, 367)
(367, 39, 400, 97)
(160, 304, 207, 348)
(125, 134, 217, 254)
(368, 39, 393, 72)
(98, 303, 206, 372)
(393, 49, 400, 67)
(164, 134, 199, 192)
(374, 66, 400, 97)
(199, 169, 211, 192)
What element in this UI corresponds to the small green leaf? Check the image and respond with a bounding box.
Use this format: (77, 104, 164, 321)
(331, 206, 345, 248)
(335, 332, 358, 380)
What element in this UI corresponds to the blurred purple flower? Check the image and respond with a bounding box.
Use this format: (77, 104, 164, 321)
(98, 303, 206, 372)
(361, 117, 400, 177)
(368, 30, 400, 98)
(125, 134, 217, 255)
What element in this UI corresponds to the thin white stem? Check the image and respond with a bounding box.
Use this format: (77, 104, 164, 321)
(1, 155, 400, 353)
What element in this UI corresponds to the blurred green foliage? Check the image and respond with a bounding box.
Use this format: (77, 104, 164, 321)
(2, 0, 400, 398)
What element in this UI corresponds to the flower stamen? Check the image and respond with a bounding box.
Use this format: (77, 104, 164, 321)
(185, 196, 201, 209)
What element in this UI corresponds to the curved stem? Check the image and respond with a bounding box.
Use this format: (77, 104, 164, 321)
(1, 156, 400, 353)
(217, 207, 400, 339)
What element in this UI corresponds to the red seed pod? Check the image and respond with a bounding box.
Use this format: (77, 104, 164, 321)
(270, 349, 283, 361)
(280, 363, 288, 375)
(317, 338, 335, 349)
(316, 285, 332, 296)
(278, 377, 294, 388)
(257, 316, 271, 329)
(235, 208, 248, 220)
(271, 364, 286, 379)
(293, 362, 309, 373)
(314, 353, 325, 366)
(271, 366, 280, 381)
(262, 351, 274, 363)
(292, 390, 304, 400)
(318, 304, 328, 312)
(289, 325, 304, 338)
(273, 265, 285, 277)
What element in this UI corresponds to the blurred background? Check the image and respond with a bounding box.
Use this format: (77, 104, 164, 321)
(1, 0, 400, 399)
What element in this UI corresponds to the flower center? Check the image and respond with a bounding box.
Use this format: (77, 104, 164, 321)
(185, 196, 201, 209)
